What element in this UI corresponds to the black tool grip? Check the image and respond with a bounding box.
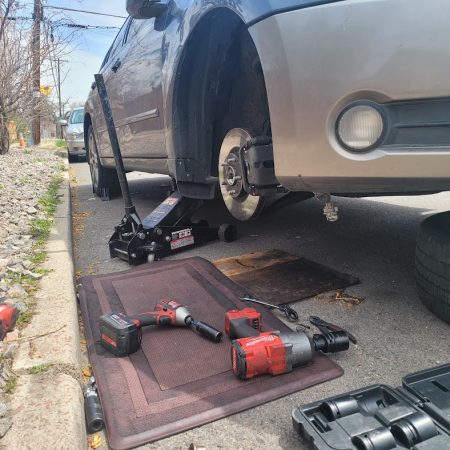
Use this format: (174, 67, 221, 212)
(190, 320, 223, 343)
(130, 312, 159, 327)
(229, 318, 260, 340)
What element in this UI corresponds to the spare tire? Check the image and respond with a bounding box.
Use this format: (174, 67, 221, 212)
(415, 212, 450, 324)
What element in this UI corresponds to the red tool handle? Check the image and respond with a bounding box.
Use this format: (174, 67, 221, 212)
(130, 310, 175, 327)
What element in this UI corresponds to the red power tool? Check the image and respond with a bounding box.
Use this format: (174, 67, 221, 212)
(224, 308, 350, 380)
(100, 299, 223, 357)
(0, 304, 17, 341)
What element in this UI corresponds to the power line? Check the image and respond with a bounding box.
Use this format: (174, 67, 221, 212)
(43, 4, 127, 19)
(6, 15, 120, 30)
(56, 23, 120, 30)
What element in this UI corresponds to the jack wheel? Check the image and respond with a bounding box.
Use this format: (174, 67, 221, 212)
(218, 224, 238, 243)
(68, 150, 77, 163)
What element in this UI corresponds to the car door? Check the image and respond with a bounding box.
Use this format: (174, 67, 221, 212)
(107, 17, 167, 159)
(92, 17, 133, 158)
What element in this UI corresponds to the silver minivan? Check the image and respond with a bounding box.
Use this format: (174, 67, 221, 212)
(84, 0, 450, 324)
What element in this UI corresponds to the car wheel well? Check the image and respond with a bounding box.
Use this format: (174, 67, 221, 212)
(172, 9, 271, 195)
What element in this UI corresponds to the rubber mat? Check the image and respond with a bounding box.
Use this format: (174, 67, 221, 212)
(214, 249, 359, 305)
(79, 257, 343, 450)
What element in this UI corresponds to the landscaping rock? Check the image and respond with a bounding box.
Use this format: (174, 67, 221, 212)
(0, 416, 12, 438)
(0, 258, 9, 272)
(3, 344, 17, 360)
(0, 403, 7, 417)
(0, 149, 62, 289)
(8, 285, 28, 299)
(13, 301, 28, 313)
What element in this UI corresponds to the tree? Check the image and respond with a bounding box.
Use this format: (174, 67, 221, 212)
(0, 0, 74, 154)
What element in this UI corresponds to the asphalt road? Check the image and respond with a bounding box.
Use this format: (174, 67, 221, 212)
(71, 160, 450, 450)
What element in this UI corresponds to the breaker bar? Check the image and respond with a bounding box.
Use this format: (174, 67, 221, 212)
(94, 74, 237, 265)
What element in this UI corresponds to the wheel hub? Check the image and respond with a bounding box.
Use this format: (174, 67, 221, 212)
(222, 152, 245, 199)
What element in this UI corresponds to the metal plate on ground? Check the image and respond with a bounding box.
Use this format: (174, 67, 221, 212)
(214, 249, 359, 305)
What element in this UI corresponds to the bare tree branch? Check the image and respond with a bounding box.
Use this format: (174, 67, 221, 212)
(0, 0, 77, 153)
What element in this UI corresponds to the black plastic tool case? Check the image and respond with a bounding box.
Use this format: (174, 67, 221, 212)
(292, 364, 450, 449)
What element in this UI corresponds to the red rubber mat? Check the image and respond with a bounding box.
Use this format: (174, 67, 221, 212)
(79, 257, 343, 450)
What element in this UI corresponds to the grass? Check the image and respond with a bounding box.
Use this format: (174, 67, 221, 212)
(16, 308, 34, 328)
(6, 271, 39, 287)
(6, 174, 63, 332)
(4, 377, 17, 394)
(28, 363, 53, 375)
(1, 163, 66, 395)
(30, 175, 63, 247)
(19, 176, 31, 184)
(38, 176, 62, 215)
(29, 250, 46, 264)
(55, 139, 66, 148)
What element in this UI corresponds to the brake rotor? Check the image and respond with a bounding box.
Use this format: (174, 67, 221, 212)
(219, 128, 265, 221)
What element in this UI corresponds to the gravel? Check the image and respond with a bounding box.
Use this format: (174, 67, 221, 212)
(0, 146, 64, 439)
(0, 147, 63, 305)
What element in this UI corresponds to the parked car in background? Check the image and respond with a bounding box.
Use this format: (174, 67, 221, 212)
(84, 0, 450, 324)
(65, 107, 85, 162)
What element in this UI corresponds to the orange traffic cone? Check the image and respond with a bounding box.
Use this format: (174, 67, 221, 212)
(19, 133, 25, 149)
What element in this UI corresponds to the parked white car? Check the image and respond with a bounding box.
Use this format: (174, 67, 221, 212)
(65, 107, 85, 162)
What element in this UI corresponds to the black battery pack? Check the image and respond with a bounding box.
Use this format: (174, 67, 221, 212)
(293, 363, 450, 450)
(99, 313, 141, 357)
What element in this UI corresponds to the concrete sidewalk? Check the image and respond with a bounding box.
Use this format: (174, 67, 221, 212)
(2, 166, 86, 449)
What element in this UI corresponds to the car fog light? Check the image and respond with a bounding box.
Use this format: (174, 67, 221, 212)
(337, 102, 385, 151)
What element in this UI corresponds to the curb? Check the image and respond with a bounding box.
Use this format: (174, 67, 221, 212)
(4, 161, 86, 449)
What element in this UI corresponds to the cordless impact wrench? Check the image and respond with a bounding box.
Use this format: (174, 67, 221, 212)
(100, 299, 223, 357)
(224, 308, 350, 380)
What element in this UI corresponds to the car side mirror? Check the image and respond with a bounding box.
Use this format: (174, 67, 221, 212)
(126, 0, 168, 19)
(58, 119, 68, 126)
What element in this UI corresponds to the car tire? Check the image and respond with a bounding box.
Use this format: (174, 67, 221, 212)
(415, 212, 450, 324)
(87, 125, 120, 198)
(68, 150, 77, 163)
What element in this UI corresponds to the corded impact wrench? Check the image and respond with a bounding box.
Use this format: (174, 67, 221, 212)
(224, 307, 350, 380)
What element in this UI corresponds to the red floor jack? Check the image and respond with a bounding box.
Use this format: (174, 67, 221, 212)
(94, 73, 237, 265)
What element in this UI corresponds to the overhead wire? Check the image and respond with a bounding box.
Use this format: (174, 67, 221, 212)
(26, 3, 127, 19)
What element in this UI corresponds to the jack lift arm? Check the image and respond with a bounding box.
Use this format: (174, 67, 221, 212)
(94, 74, 237, 265)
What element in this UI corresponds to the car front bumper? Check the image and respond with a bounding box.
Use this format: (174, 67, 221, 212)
(250, 0, 450, 193)
(67, 139, 86, 156)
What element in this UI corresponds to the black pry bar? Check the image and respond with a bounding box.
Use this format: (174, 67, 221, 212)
(94, 74, 140, 220)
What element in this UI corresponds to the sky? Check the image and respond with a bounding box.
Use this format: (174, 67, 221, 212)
(41, 1, 127, 110)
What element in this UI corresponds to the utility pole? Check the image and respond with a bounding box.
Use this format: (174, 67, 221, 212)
(31, 0, 42, 146)
(57, 58, 63, 138)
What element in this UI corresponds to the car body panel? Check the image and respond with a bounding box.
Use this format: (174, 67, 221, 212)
(249, 0, 450, 192)
(85, 0, 450, 196)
